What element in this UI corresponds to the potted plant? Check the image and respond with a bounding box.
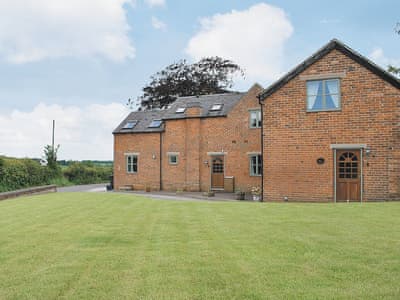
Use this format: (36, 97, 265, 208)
(235, 189, 245, 200)
(251, 186, 261, 201)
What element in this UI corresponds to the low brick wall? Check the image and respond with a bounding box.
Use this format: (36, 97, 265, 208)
(0, 185, 57, 201)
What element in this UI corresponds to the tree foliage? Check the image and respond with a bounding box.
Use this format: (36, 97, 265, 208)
(130, 57, 244, 110)
(43, 144, 61, 175)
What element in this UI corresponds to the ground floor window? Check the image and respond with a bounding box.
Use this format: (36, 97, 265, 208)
(126, 155, 138, 173)
(168, 154, 178, 165)
(250, 154, 262, 176)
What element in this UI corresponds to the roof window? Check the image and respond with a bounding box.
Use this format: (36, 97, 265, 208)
(122, 120, 138, 129)
(175, 107, 186, 113)
(148, 119, 163, 128)
(210, 104, 223, 111)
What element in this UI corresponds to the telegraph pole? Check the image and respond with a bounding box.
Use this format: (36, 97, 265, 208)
(52, 120, 55, 150)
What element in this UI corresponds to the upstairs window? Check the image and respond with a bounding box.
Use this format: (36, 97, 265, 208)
(249, 110, 261, 128)
(250, 154, 262, 176)
(307, 79, 340, 111)
(122, 120, 138, 129)
(126, 155, 138, 173)
(210, 104, 223, 111)
(148, 119, 163, 128)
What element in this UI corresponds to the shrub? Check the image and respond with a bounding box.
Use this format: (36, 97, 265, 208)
(0, 157, 53, 192)
(62, 162, 112, 185)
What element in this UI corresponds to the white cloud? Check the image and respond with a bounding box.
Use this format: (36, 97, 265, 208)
(145, 0, 165, 7)
(369, 47, 400, 68)
(0, 0, 136, 63)
(185, 3, 293, 83)
(0, 102, 130, 160)
(151, 16, 167, 30)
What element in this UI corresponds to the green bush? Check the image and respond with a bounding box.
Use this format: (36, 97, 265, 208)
(62, 162, 112, 185)
(0, 157, 112, 192)
(0, 157, 53, 192)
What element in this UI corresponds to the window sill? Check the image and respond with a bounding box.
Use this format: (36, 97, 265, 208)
(306, 108, 341, 113)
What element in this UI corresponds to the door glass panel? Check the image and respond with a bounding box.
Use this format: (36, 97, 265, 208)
(338, 152, 358, 180)
(212, 158, 224, 173)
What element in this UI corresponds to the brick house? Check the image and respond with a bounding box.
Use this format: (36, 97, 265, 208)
(113, 84, 263, 193)
(259, 39, 400, 202)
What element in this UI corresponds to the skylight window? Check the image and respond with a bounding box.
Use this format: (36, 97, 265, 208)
(175, 107, 186, 113)
(122, 120, 138, 129)
(210, 104, 223, 111)
(148, 119, 163, 128)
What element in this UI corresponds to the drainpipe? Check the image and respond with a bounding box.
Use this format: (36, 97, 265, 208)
(159, 132, 163, 191)
(258, 95, 264, 202)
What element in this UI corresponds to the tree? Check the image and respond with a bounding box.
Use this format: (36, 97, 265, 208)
(388, 22, 400, 76)
(129, 57, 244, 110)
(43, 144, 60, 175)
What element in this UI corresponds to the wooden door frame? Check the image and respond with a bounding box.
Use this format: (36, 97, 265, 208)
(209, 153, 226, 191)
(331, 144, 366, 203)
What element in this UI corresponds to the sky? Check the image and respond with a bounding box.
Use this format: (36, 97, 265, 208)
(0, 0, 399, 160)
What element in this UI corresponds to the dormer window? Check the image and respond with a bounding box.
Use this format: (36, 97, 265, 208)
(175, 107, 186, 113)
(307, 79, 340, 111)
(122, 120, 138, 129)
(148, 119, 163, 128)
(210, 104, 223, 111)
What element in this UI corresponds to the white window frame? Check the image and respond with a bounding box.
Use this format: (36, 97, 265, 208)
(249, 109, 261, 128)
(249, 154, 262, 176)
(168, 154, 179, 165)
(306, 78, 341, 112)
(126, 154, 138, 174)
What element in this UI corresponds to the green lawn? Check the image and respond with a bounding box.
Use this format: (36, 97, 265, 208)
(0, 193, 399, 299)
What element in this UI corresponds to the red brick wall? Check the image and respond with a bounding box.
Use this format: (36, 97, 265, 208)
(199, 85, 262, 192)
(261, 49, 400, 202)
(113, 132, 161, 191)
(114, 85, 263, 193)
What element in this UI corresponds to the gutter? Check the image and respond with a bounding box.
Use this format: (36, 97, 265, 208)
(258, 95, 264, 202)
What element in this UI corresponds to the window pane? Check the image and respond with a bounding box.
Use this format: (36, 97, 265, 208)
(250, 111, 260, 128)
(325, 79, 339, 94)
(133, 163, 137, 173)
(311, 94, 324, 110)
(307, 80, 321, 96)
(325, 94, 339, 109)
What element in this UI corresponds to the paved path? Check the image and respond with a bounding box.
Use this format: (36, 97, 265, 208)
(57, 184, 257, 203)
(57, 183, 107, 193)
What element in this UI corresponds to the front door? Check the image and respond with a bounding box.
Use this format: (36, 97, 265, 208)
(336, 150, 361, 202)
(211, 156, 224, 189)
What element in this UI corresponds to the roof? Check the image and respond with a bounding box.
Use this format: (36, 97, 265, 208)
(113, 110, 166, 134)
(113, 92, 245, 134)
(258, 39, 400, 101)
(162, 92, 245, 120)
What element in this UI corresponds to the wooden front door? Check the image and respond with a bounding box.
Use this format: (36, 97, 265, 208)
(211, 156, 224, 189)
(336, 150, 361, 202)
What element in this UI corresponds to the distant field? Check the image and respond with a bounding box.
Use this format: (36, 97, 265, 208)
(0, 193, 399, 299)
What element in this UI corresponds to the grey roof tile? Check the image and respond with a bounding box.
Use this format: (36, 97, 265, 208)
(113, 92, 245, 134)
